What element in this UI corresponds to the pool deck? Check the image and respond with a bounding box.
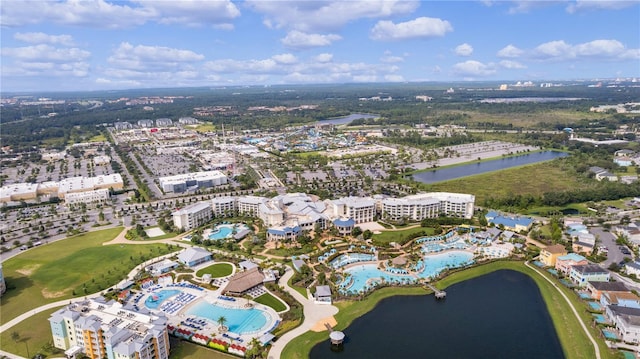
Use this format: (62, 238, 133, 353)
(137, 282, 280, 344)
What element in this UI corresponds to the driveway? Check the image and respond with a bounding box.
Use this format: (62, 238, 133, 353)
(590, 226, 625, 267)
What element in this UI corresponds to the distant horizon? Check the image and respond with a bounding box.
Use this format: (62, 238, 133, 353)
(2, 77, 639, 97)
(1, 1, 638, 92)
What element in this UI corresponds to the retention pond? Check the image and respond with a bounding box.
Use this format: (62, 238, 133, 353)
(311, 270, 564, 358)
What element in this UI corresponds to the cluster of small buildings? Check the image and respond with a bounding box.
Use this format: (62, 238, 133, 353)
(49, 298, 170, 359)
(539, 245, 609, 287)
(173, 192, 475, 241)
(159, 170, 228, 193)
(564, 219, 598, 255)
(0, 174, 123, 205)
(485, 211, 534, 232)
(536, 246, 640, 346)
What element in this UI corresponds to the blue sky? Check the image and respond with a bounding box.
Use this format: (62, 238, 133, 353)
(1, 0, 639, 92)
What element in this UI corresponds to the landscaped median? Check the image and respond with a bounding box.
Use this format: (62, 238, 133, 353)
(281, 260, 616, 359)
(0, 227, 180, 326)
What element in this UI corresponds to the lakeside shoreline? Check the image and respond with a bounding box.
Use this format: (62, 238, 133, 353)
(280, 260, 602, 359)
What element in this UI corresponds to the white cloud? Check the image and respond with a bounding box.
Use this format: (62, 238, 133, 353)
(497, 44, 524, 58)
(246, 0, 419, 32)
(107, 42, 204, 71)
(567, 0, 639, 13)
(499, 60, 527, 69)
(452, 60, 496, 76)
(272, 53, 298, 64)
(314, 53, 334, 63)
(380, 51, 404, 64)
(533, 40, 573, 58)
(370, 17, 453, 41)
(14, 32, 75, 46)
(507, 1, 561, 14)
(384, 74, 405, 82)
(204, 54, 401, 85)
(532, 39, 639, 60)
(454, 43, 473, 56)
(0, 0, 153, 28)
(134, 0, 240, 27)
(281, 31, 342, 49)
(2, 44, 90, 62)
(1, 0, 240, 29)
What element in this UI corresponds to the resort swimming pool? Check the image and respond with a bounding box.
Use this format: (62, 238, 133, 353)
(145, 289, 181, 309)
(187, 301, 269, 335)
(209, 224, 249, 240)
(329, 253, 376, 269)
(341, 251, 474, 293)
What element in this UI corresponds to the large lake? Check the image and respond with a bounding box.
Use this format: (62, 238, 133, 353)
(412, 151, 568, 183)
(318, 113, 380, 126)
(310, 270, 564, 359)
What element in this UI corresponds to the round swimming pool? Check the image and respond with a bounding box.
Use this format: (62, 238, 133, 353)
(144, 289, 181, 309)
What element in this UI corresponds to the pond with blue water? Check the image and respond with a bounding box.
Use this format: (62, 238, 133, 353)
(412, 151, 568, 183)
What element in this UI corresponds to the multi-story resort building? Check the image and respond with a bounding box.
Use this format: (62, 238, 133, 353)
(159, 171, 227, 193)
(172, 202, 213, 231)
(0, 174, 123, 204)
(326, 196, 377, 224)
(381, 192, 475, 221)
(65, 188, 111, 206)
(49, 298, 170, 359)
(174, 192, 475, 241)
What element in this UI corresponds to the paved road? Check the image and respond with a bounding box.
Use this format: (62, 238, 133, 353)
(525, 261, 601, 359)
(267, 267, 338, 359)
(590, 227, 623, 267)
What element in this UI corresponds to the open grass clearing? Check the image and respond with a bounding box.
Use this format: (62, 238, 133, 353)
(282, 261, 615, 359)
(1, 227, 179, 325)
(169, 338, 235, 359)
(372, 226, 434, 245)
(196, 263, 234, 278)
(0, 307, 65, 358)
(254, 292, 287, 312)
(424, 161, 593, 205)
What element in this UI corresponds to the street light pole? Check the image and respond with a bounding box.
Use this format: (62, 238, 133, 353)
(24, 339, 30, 358)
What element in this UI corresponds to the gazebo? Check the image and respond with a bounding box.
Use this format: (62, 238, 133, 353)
(392, 256, 407, 267)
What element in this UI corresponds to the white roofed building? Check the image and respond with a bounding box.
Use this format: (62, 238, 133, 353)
(159, 171, 227, 193)
(65, 188, 110, 205)
(49, 298, 170, 359)
(172, 202, 213, 230)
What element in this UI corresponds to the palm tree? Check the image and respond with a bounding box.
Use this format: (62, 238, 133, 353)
(217, 316, 228, 332)
(11, 331, 20, 344)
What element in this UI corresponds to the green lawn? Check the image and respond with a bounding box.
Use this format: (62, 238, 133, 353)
(195, 263, 234, 278)
(424, 161, 592, 205)
(287, 273, 308, 298)
(0, 307, 65, 358)
(1, 227, 180, 325)
(281, 261, 616, 359)
(254, 292, 287, 312)
(169, 338, 235, 359)
(372, 226, 434, 245)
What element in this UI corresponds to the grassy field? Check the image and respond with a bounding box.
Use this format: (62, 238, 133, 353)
(1, 227, 180, 325)
(189, 123, 216, 133)
(195, 263, 234, 278)
(372, 226, 435, 245)
(169, 338, 235, 359)
(87, 133, 107, 142)
(424, 161, 591, 205)
(461, 109, 604, 128)
(282, 261, 616, 359)
(254, 292, 287, 312)
(0, 307, 65, 358)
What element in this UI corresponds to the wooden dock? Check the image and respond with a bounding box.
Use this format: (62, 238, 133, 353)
(425, 283, 447, 299)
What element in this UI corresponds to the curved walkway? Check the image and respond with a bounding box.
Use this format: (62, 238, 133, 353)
(524, 261, 601, 359)
(267, 267, 338, 359)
